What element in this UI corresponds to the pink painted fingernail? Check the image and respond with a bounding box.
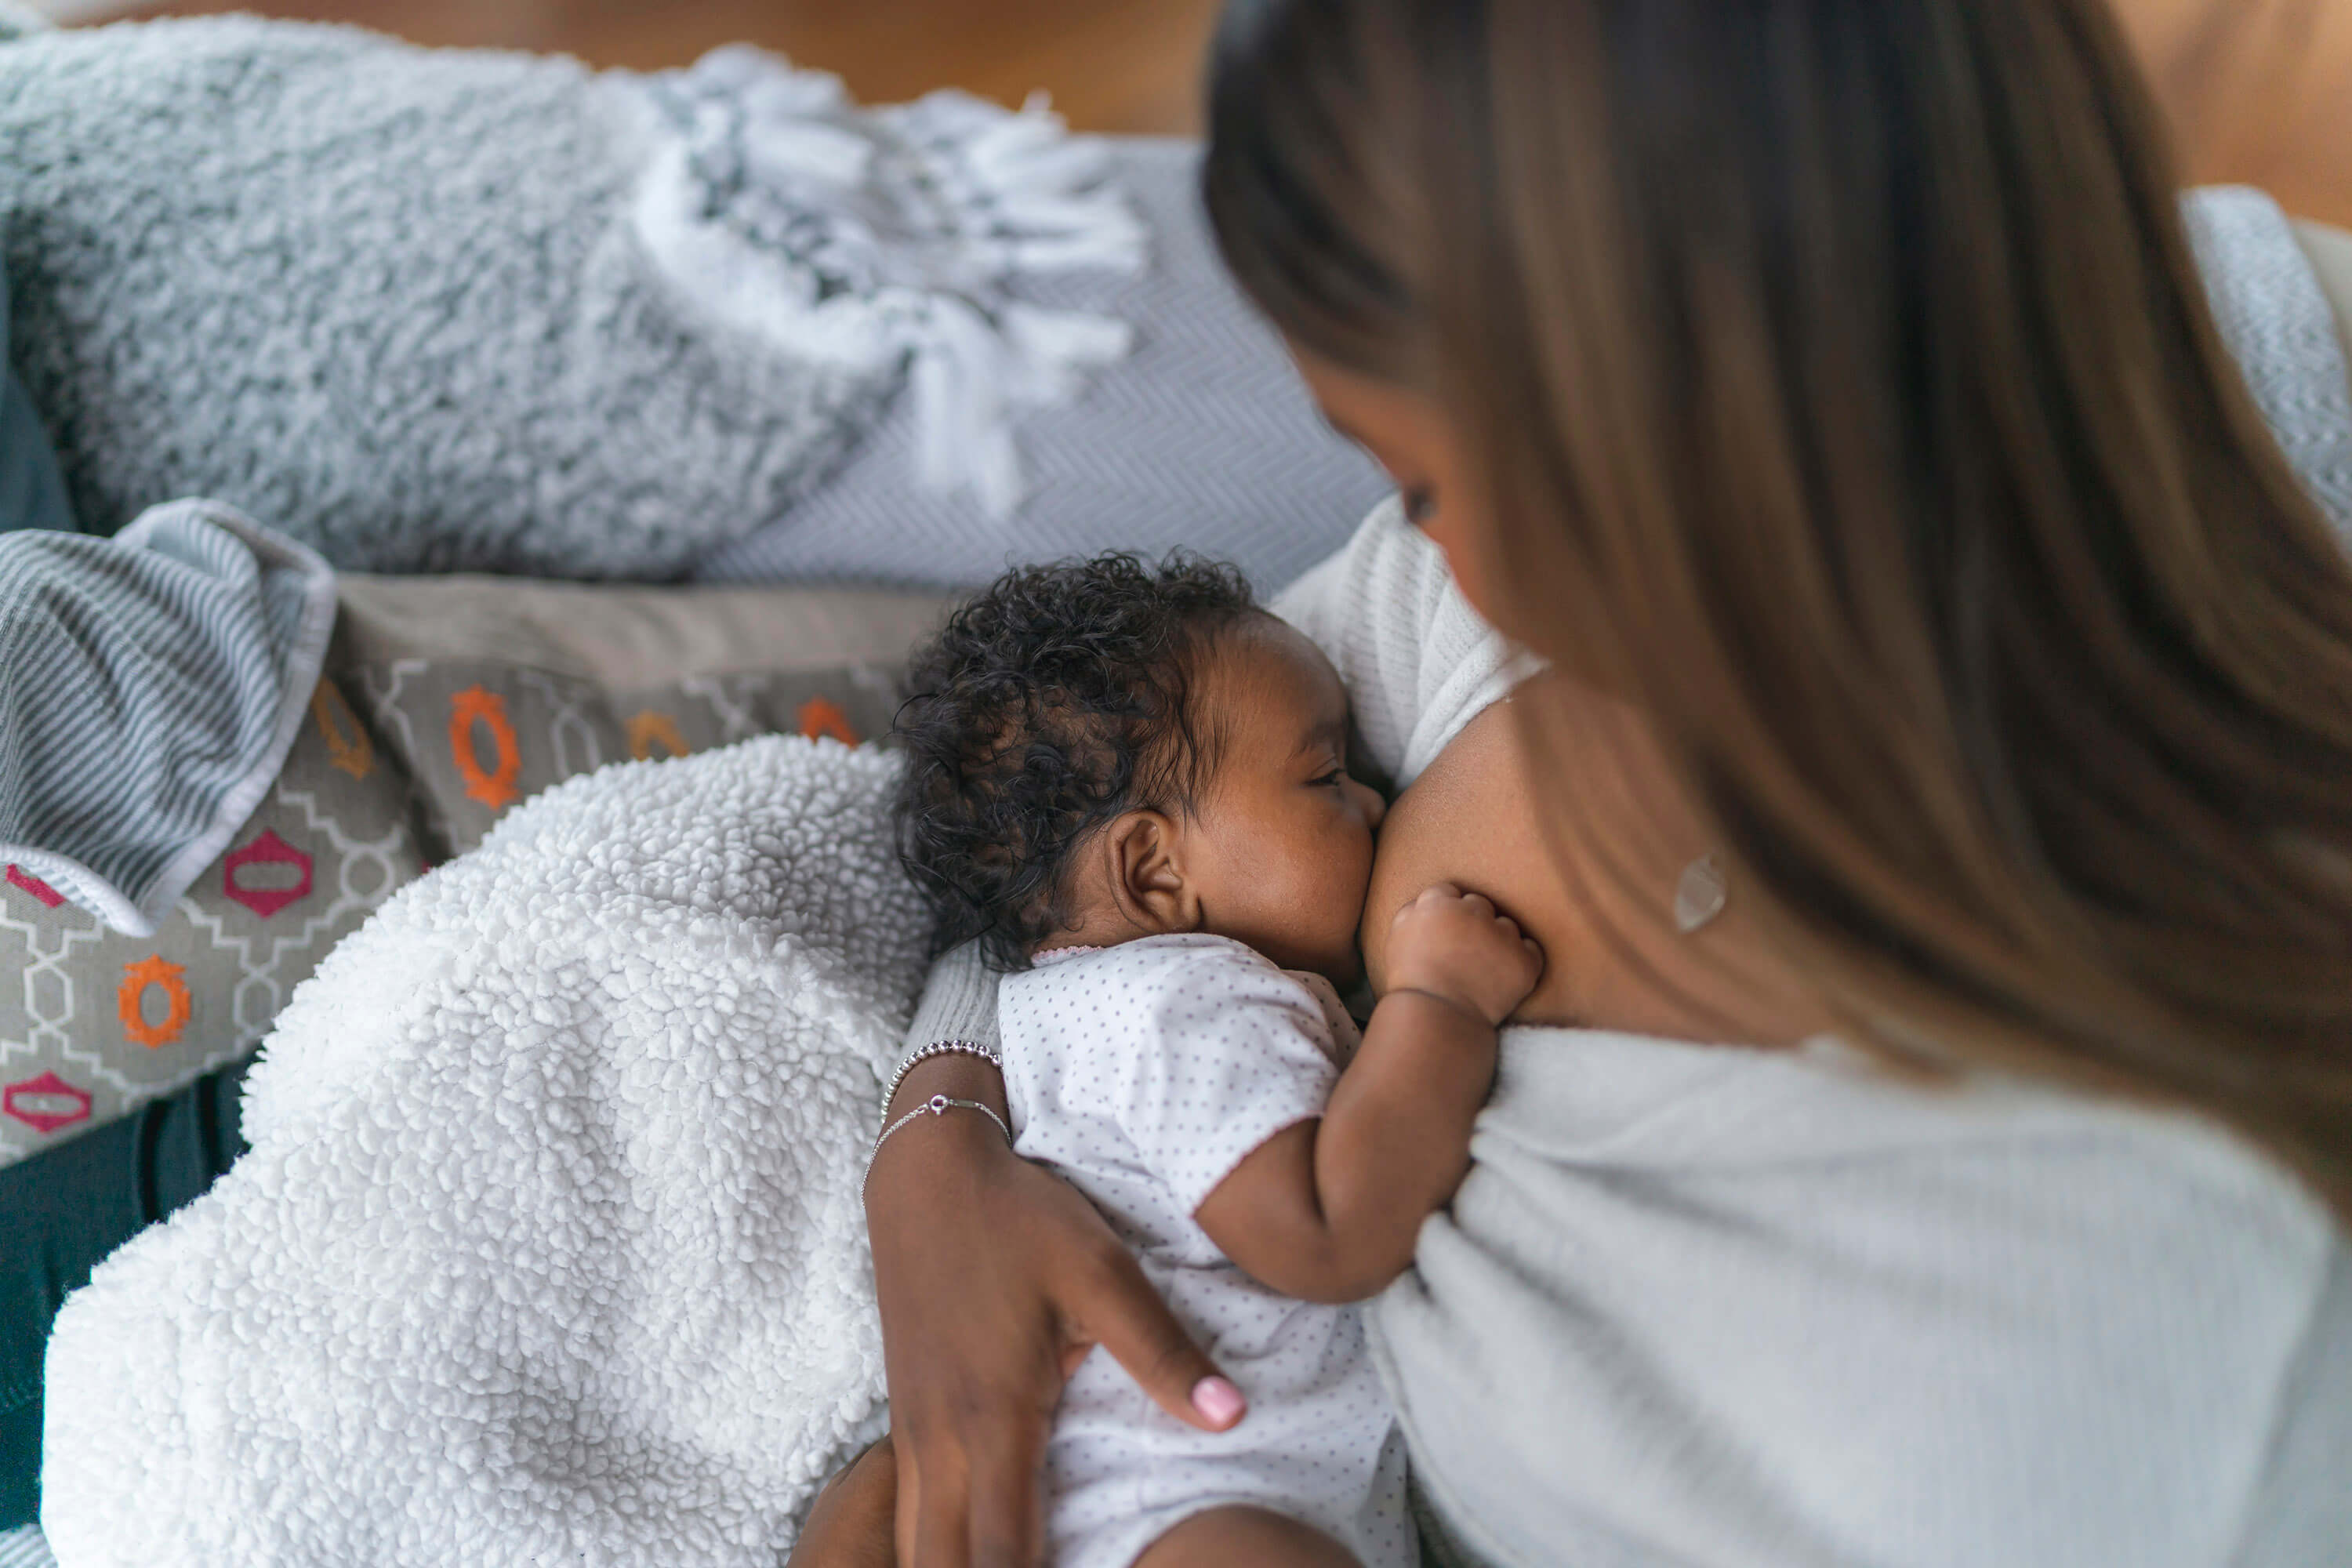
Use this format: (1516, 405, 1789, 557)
(1191, 1375, 1246, 1426)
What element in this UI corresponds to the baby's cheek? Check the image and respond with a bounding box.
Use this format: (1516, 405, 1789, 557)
(1284, 840, 1370, 944)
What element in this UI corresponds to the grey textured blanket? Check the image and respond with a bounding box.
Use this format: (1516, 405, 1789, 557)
(0, 20, 1142, 579)
(2, 19, 872, 577)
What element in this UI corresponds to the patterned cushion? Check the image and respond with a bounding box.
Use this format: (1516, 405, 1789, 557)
(328, 575, 951, 863)
(0, 575, 952, 1168)
(0, 676, 425, 1167)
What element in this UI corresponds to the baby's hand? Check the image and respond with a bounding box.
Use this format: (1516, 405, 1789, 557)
(1383, 882, 1544, 1026)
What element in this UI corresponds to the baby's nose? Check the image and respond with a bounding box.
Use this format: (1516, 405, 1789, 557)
(1352, 777, 1388, 829)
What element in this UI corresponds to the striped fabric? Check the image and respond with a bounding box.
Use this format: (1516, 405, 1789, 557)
(0, 1526, 53, 1568)
(0, 498, 336, 936)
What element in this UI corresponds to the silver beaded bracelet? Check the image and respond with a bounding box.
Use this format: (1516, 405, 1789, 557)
(863, 1093, 1014, 1193)
(880, 1039, 1003, 1121)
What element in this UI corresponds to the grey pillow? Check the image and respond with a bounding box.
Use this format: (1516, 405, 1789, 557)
(0, 19, 880, 578)
(326, 573, 949, 863)
(694, 139, 1393, 593)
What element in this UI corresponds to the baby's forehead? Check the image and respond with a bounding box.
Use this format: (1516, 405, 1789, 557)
(1198, 612, 1348, 726)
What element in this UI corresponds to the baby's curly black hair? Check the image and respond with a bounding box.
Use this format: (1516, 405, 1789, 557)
(892, 552, 1260, 969)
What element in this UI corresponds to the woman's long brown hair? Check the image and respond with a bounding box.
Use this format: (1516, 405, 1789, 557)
(1206, 0, 2352, 1219)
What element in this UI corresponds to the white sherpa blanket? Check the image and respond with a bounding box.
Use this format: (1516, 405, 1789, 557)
(39, 736, 931, 1566)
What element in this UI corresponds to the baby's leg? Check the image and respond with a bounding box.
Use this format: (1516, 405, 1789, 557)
(1134, 1504, 1361, 1568)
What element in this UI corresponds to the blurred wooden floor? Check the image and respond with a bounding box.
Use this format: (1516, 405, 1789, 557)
(105, 0, 2352, 224)
(109, 0, 1228, 136)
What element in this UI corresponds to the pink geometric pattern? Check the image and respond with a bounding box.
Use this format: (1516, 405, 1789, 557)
(223, 829, 314, 919)
(0, 683, 429, 1173)
(6, 864, 65, 908)
(5, 1071, 93, 1134)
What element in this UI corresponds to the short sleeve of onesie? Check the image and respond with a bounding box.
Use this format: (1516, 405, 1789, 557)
(1118, 942, 1345, 1214)
(1014, 935, 1348, 1218)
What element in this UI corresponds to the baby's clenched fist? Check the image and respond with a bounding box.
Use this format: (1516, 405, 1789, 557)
(1382, 882, 1544, 1026)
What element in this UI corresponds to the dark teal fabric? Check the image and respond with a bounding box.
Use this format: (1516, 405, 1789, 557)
(1, 259, 77, 536)
(0, 1059, 249, 1529)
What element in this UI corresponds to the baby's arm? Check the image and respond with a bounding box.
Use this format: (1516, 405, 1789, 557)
(1195, 885, 1542, 1305)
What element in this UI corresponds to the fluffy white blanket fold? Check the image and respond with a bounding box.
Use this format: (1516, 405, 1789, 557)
(42, 737, 930, 1566)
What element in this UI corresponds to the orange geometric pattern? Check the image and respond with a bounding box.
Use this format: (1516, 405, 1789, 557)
(626, 709, 691, 762)
(450, 685, 523, 811)
(797, 695, 861, 747)
(311, 678, 376, 781)
(118, 956, 192, 1050)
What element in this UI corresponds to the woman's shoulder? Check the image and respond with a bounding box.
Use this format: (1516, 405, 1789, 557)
(1272, 493, 1448, 629)
(1272, 495, 1543, 787)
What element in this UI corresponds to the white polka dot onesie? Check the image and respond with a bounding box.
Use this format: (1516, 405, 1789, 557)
(999, 933, 1417, 1568)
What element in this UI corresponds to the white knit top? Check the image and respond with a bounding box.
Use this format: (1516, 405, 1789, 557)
(904, 499, 2351, 1567)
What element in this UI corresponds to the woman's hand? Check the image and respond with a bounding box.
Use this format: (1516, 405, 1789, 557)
(866, 1058, 1245, 1568)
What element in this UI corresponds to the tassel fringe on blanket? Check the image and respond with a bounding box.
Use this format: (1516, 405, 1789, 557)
(1, 21, 1144, 574)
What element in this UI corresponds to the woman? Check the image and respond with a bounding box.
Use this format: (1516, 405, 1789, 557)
(851, 0, 2352, 1563)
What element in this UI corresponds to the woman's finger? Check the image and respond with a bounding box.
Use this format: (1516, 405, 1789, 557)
(1074, 1244, 1243, 1432)
(964, 1408, 1048, 1568)
(902, 1421, 971, 1568)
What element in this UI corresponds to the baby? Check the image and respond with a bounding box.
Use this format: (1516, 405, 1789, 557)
(890, 554, 1542, 1568)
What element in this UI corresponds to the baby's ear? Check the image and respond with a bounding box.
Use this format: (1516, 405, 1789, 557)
(1105, 810, 1201, 936)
